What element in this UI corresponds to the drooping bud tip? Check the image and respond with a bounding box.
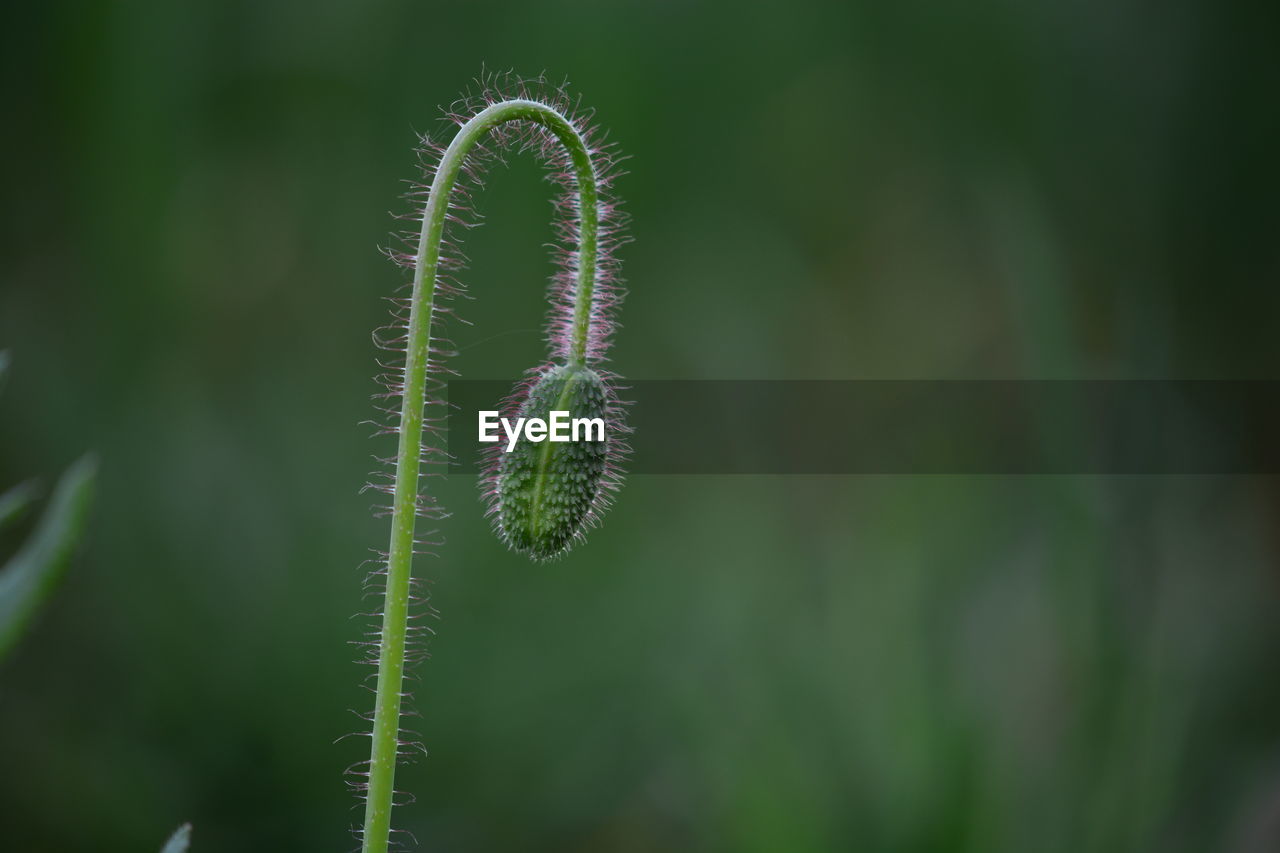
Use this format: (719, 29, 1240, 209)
(490, 363, 618, 560)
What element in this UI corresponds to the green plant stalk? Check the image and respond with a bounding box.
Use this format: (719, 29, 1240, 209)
(362, 99, 600, 853)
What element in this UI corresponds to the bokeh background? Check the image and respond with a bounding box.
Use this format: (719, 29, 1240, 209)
(3, 1, 1279, 851)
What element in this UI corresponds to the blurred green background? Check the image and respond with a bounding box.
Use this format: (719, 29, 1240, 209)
(3, 1, 1279, 851)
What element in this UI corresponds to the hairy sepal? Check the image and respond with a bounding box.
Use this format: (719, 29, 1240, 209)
(492, 364, 614, 560)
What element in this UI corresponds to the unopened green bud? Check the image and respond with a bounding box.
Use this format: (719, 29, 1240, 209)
(493, 364, 610, 560)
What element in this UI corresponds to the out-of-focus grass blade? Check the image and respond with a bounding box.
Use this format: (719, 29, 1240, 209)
(0, 481, 37, 529)
(160, 823, 192, 853)
(0, 350, 9, 392)
(0, 454, 97, 660)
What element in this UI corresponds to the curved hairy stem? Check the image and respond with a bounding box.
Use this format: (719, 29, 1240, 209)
(362, 99, 600, 853)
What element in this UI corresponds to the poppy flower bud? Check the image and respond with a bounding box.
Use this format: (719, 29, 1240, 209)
(490, 364, 617, 560)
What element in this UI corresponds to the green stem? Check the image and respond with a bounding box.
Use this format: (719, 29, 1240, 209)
(362, 99, 600, 853)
